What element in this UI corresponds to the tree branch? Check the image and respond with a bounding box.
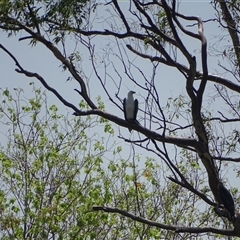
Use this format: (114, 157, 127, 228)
(168, 177, 216, 207)
(92, 206, 237, 236)
(6, 17, 97, 110)
(218, 0, 240, 69)
(112, 0, 130, 32)
(161, 0, 192, 62)
(0, 43, 204, 150)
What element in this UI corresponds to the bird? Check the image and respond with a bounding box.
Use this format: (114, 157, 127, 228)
(217, 182, 235, 220)
(123, 90, 138, 132)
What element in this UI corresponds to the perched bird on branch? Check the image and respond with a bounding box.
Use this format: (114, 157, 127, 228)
(217, 182, 235, 220)
(123, 90, 138, 132)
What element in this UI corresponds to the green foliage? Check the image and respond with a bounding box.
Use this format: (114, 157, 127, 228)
(0, 0, 89, 44)
(0, 86, 210, 239)
(96, 96, 105, 110)
(0, 86, 112, 239)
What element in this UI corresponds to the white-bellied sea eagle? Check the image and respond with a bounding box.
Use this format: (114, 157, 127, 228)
(123, 90, 138, 132)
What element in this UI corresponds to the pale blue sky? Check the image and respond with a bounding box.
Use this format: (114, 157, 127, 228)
(0, 1, 231, 109)
(0, 0, 239, 197)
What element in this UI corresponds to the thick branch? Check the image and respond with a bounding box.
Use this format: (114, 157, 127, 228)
(168, 177, 216, 207)
(0, 44, 80, 113)
(213, 156, 240, 162)
(195, 17, 208, 105)
(112, 0, 130, 32)
(174, 13, 220, 206)
(6, 17, 97, 110)
(218, 0, 240, 67)
(48, 23, 240, 94)
(92, 206, 237, 236)
(74, 109, 199, 147)
(126, 44, 240, 93)
(132, 0, 177, 46)
(161, 0, 192, 62)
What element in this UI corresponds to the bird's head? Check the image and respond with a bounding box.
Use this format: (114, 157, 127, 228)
(128, 90, 136, 97)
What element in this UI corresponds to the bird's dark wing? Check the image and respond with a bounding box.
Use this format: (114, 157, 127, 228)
(218, 183, 235, 219)
(123, 98, 132, 132)
(134, 99, 138, 122)
(123, 98, 127, 120)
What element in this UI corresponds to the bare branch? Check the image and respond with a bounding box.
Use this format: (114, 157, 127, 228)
(213, 156, 240, 163)
(168, 177, 216, 207)
(92, 206, 237, 236)
(161, 0, 192, 62)
(112, 0, 130, 32)
(218, 0, 240, 69)
(26, 2, 40, 34)
(0, 43, 80, 113)
(6, 17, 97, 110)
